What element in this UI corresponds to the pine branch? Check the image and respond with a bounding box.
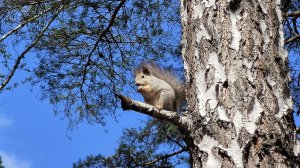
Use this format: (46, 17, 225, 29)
(86, 0, 127, 60)
(0, 0, 61, 43)
(0, 5, 65, 92)
(81, 0, 127, 85)
(80, 0, 127, 112)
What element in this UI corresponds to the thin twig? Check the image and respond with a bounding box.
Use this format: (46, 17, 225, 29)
(133, 149, 187, 167)
(285, 34, 300, 45)
(87, 0, 127, 59)
(166, 134, 187, 149)
(0, 5, 65, 92)
(79, 0, 127, 109)
(284, 11, 300, 18)
(0, 1, 61, 42)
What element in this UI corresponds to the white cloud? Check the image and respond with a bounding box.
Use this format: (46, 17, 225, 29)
(0, 150, 31, 168)
(0, 115, 13, 128)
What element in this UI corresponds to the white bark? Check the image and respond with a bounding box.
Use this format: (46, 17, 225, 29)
(181, 0, 299, 167)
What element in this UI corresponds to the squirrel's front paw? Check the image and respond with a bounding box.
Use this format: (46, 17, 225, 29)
(155, 105, 163, 110)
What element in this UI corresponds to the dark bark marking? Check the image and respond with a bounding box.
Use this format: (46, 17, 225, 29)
(257, 4, 263, 14)
(183, 0, 187, 9)
(189, 74, 193, 85)
(213, 147, 236, 167)
(274, 57, 281, 64)
(281, 112, 296, 129)
(229, 0, 242, 12)
(223, 80, 229, 88)
(242, 132, 258, 166)
(215, 84, 219, 97)
(238, 127, 251, 147)
(247, 97, 255, 115)
(256, 86, 263, 103)
(254, 21, 261, 33)
(283, 83, 291, 99)
(247, 79, 256, 89)
(263, 81, 279, 114)
(242, 41, 246, 46)
(206, 120, 236, 147)
(205, 67, 215, 88)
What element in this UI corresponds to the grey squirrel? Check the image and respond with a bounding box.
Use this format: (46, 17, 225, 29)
(134, 62, 186, 112)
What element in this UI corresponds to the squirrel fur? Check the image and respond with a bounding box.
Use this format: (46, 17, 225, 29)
(134, 62, 185, 112)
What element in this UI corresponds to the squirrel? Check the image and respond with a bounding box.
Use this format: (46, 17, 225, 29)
(134, 62, 186, 112)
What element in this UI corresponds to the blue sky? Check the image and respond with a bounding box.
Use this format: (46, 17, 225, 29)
(0, 73, 146, 168)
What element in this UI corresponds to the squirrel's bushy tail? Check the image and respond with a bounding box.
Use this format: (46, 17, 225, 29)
(175, 84, 186, 112)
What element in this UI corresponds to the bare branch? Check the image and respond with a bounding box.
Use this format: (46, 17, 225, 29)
(133, 149, 187, 167)
(87, 0, 127, 59)
(115, 94, 191, 131)
(284, 11, 300, 18)
(81, 0, 127, 82)
(22, 0, 53, 6)
(7, 0, 53, 9)
(79, 0, 127, 110)
(285, 34, 300, 45)
(0, 1, 59, 43)
(166, 134, 187, 149)
(292, 18, 299, 35)
(0, 5, 65, 92)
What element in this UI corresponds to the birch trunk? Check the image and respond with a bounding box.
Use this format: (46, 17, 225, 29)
(181, 0, 300, 167)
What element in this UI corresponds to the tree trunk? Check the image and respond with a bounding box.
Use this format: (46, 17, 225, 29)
(181, 0, 300, 167)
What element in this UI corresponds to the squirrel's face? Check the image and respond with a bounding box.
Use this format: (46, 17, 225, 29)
(134, 66, 154, 94)
(135, 72, 151, 92)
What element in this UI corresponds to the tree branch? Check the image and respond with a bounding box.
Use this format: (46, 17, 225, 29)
(21, 0, 53, 6)
(132, 149, 187, 167)
(292, 18, 299, 35)
(0, 5, 65, 92)
(87, 0, 127, 59)
(284, 11, 300, 18)
(285, 34, 300, 45)
(0, 1, 60, 43)
(115, 94, 191, 131)
(166, 134, 187, 149)
(80, 0, 127, 102)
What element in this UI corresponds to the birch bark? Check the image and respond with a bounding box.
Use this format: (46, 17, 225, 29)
(181, 0, 300, 167)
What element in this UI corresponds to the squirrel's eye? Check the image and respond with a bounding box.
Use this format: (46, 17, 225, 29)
(141, 75, 144, 78)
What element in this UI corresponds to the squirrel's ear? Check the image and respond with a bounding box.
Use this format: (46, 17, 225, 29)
(142, 66, 151, 76)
